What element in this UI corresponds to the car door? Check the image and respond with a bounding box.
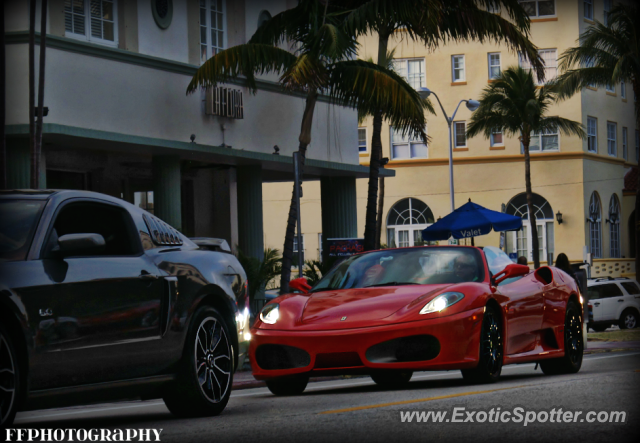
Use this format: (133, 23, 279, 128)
(30, 199, 165, 389)
(597, 283, 625, 322)
(498, 274, 544, 355)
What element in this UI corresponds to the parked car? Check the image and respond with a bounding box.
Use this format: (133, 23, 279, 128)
(0, 190, 249, 429)
(250, 246, 584, 395)
(586, 277, 640, 332)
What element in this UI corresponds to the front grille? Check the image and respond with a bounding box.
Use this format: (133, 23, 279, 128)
(255, 344, 311, 370)
(314, 352, 363, 369)
(366, 335, 440, 363)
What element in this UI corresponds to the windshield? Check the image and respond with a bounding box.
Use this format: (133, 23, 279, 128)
(0, 199, 46, 261)
(312, 247, 485, 291)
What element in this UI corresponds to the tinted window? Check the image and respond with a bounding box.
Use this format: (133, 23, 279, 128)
(312, 247, 485, 291)
(44, 202, 140, 257)
(0, 199, 46, 261)
(587, 283, 623, 300)
(621, 282, 640, 295)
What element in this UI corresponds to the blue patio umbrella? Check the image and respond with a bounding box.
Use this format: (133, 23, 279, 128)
(422, 200, 522, 242)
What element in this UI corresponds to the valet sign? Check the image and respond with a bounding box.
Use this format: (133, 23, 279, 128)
(327, 238, 364, 257)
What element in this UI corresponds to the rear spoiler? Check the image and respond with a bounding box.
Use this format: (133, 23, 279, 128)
(189, 237, 231, 253)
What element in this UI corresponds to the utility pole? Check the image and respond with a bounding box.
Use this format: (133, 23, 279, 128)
(293, 152, 303, 277)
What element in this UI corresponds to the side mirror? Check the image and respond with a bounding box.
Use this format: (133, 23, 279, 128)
(57, 233, 106, 257)
(289, 277, 311, 294)
(493, 264, 530, 285)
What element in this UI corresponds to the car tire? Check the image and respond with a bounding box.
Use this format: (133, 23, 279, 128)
(619, 309, 638, 330)
(589, 324, 607, 333)
(163, 306, 234, 417)
(461, 304, 503, 384)
(370, 370, 413, 387)
(540, 300, 583, 375)
(0, 323, 20, 431)
(265, 375, 309, 396)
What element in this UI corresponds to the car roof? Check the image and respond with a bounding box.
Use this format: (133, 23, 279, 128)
(587, 277, 634, 286)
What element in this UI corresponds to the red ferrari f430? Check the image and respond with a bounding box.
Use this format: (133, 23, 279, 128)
(250, 246, 584, 395)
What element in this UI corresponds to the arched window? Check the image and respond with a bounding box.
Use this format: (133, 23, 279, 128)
(505, 193, 554, 263)
(386, 198, 434, 247)
(588, 192, 602, 258)
(608, 194, 621, 258)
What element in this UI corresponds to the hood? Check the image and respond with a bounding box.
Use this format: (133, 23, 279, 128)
(298, 284, 452, 329)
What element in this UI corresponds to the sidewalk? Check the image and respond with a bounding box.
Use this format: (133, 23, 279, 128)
(231, 340, 640, 390)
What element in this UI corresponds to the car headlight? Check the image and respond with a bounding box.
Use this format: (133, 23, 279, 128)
(420, 292, 464, 315)
(259, 303, 280, 324)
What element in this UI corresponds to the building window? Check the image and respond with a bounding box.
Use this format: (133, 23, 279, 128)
(605, 83, 615, 93)
(488, 53, 501, 79)
(622, 127, 628, 161)
(386, 198, 435, 248)
(491, 128, 503, 147)
(452, 55, 465, 82)
(607, 122, 617, 156)
(200, 0, 226, 64)
(588, 192, 602, 258)
(293, 235, 305, 265)
(603, 0, 611, 26)
(608, 195, 621, 258)
(584, 0, 593, 20)
(520, 49, 557, 84)
(528, 126, 559, 152)
(587, 117, 597, 153)
(358, 128, 367, 152)
(134, 191, 154, 214)
(621, 81, 626, 99)
(390, 127, 427, 159)
(519, 0, 555, 17)
(393, 58, 426, 90)
(454, 121, 467, 147)
(505, 192, 554, 262)
(64, 0, 117, 45)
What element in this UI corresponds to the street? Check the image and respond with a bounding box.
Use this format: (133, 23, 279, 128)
(14, 351, 640, 443)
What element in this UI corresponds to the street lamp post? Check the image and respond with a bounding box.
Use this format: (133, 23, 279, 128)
(418, 87, 479, 213)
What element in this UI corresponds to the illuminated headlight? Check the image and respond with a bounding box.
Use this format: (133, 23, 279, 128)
(579, 295, 584, 305)
(259, 303, 280, 324)
(420, 292, 465, 315)
(235, 307, 250, 329)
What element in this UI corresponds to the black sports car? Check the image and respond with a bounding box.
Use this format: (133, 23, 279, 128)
(0, 190, 250, 428)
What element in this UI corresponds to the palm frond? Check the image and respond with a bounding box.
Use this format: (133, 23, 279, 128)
(187, 44, 297, 94)
(329, 60, 434, 141)
(280, 53, 329, 92)
(538, 116, 586, 139)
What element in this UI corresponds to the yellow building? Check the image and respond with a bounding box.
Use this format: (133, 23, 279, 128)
(264, 0, 636, 278)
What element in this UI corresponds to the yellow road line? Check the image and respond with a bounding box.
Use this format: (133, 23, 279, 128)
(319, 385, 526, 415)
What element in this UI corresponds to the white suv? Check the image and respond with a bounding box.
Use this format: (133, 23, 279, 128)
(587, 277, 640, 332)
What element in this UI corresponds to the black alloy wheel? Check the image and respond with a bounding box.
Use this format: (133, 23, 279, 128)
(619, 310, 638, 330)
(540, 300, 583, 375)
(266, 375, 309, 396)
(370, 370, 413, 387)
(0, 323, 20, 431)
(461, 304, 503, 383)
(163, 306, 233, 417)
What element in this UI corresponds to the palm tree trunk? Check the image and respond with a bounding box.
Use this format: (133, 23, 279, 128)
(280, 90, 318, 294)
(34, 0, 48, 189)
(522, 134, 540, 269)
(375, 176, 385, 249)
(633, 79, 640, 283)
(28, 0, 36, 189)
(363, 32, 389, 251)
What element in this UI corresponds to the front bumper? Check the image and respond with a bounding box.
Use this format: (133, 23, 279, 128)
(249, 306, 485, 380)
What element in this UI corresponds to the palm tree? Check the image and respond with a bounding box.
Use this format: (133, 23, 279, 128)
(555, 3, 639, 281)
(187, 0, 429, 293)
(236, 248, 282, 310)
(467, 66, 585, 268)
(343, 0, 545, 251)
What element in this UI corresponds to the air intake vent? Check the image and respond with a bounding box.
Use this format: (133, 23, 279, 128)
(143, 214, 184, 246)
